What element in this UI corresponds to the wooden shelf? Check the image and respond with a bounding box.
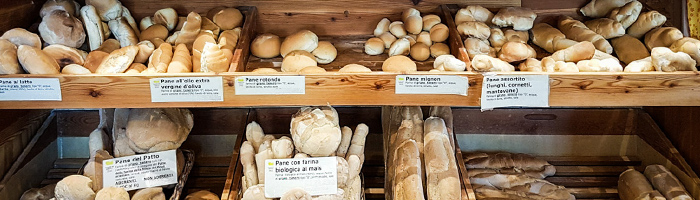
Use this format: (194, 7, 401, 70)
(1, 71, 699, 109)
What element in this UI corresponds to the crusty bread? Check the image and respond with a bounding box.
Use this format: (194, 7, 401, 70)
(339, 64, 372, 73)
(95, 45, 138, 74)
(364, 37, 384, 55)
(464, 38, 494, 60)
(20, 184, 55, 200)
(393, 139, 425, 200)
(628, 11, 666, 38)
(491, 7, 537, 31)
(43, 44, 86, 68)
(40, 0, 79, 18)
(134, 40, 155, 63)
(200, 43, 230, 72)
(192, 33, 217, 72)
(644, 27, 683, 51)
(184, 190, 220, 200)
(280, 30, 318, 57)
(624, 57, 655, 72)
(499, 42, 536, 62)
(374, 18, 391, 36)
(0, 28, 42, 49)
(457, 21, 490, 40)
(55, 175, 95, 200)
(96, 38, 121, 53)
(584, 18, 625, 39)
(17, 45, 61, 74)
(531, 23, 578, 53)
(125, 63, 147, 74)
(580, 0, 633, 18)
(39, 10, 85, 48)
(146, 43, 173, 73)
(558, 16, 613, 53)
(154, 8, 178, 31)
(312, 41, 337, 64)
(132, 187, 167, 200)
(108, 17, 138, 47)
(608, 1, 642, 28)
(251, 33, 281, 58)
(0, 39, 21, 74)
(422, 14, 441, 31)
(82, 150, 113, 191)
(611, 35, 649, 64)
(167, 44, 193, 73)
(281, 50, 317, 72)
(424, 117, 461, 200)
(651, 47, 697, 72)
(140, 24, 169, 42)
(455, 5, 494, 25)
(211, 8, 243, 30)
(549, 41, 596, 62)
(175, 12, 203, 50)
(81, 5, 105, 51)
(472, 55, 515, 72)
(95, 187, 129, 200)
(644, 165, 693, 200)
(429, 23, 449, 43)
(85, 0, 122, 21)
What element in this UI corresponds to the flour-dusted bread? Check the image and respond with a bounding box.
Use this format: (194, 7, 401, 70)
(424, 117, 461, 200)
(112, 108, 193, 157)
(39, 10, 86, 48)
(95, 45, 138, 74)
(580, 0, 633, 18)
(1, 28, 41, 48)
(54, 175, 95, 200)
(290, 106, 342, 157)
(492, 7, 537, 31)
(651, 47, 697, 72)
(132, 187, 167, 200)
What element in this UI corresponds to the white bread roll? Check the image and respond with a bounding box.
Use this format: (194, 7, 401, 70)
(17, 45, 61, 74)
(580, 0, 633, 18)
(410, 43, 430, 61)
(670, 37, 700, 65)
(0, 39, 20, 74)
(628, 11, 667, 38)
(390, 21, 407, 38)
(608, 1, 642, 28)
(489, 28, 506, 47)
(251, 33, 281, 58)
(434, 55, 466, 71)
(81, 5, 104, 51)
(365, 37, 384, 55)
(611, 35, 649, 64)
(154, 8, 178, 31)
(42, 44, 86, 68)
(624, 57, 655, 72)
(652, 47, 697, 72)
(95, 187, 129, 200)
(472, 55, 515, 72)
(339, 64, 371, 73)
(55, 175, 95, 200)
(135, 40, 155, 63)
(95, 45, 138, 74)
(280, 188, 312, 200)
(499, 42, 536, 62)
(644, 27, 683, 51)
(0, 28, 42, 49)
(422, 14, 441, 31)
(558, 16, 613, 53)
(584, 18, 625, 39)
(455, 5, 494, 25)
(464, 38, 494, 60)
(312, 41, 337, 64)
(121, 6, 139, 37)
(379, 32, 398, 48)
(108, 17, 138, 47)
(549, 41, 596, 62)
(383, 55, 416, 72)
(374, 18, 391, 36)
(402, 8, 420, 21)
(389, 38, 411, 56)
(492, 7, 537, 31)
(280, 30, 318, 57)
(504, 29, 529, 43)
(429, 23, 449, 43)
(417, 31, 431, 46)
(271, 136, 294, 159)
(282, 50, 317, 72)
(62, 64, 92, 74)
(576, 58, 623, 72)
(457, 21, 490, 40)
(132, 187, 167, 200)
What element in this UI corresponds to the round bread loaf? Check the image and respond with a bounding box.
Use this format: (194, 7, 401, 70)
(339, 64, 372, 73)
(154, 8, 179, 31)
(95, 187, 129, 200)
(389, 21, 407, 38)
(212, 8, 243, 30)
(251, 33, 281, 58)
(405, 15, 423, 35)
(389, 38, 411, 56)
(39, 10, 86, 48)
(280, 30, 319, 57)
(55, 175, 95, 200)
(410, 43, 430, 61)
(84, 50, 109, 72)
(281, 50, 317, 72)
(312, 41, 337, 64)
(17, 45, 61, 74)
(430, 43, 450, 58)
(140, 24, 169, 42)
(41, 0, 80, 18)
(0, 28, 41, 48)
(430, 23, 449, 42)
(422, 14, 441, 31)
(417, 31, 431, 46)
(382, 55, 417, 72)
(364, 37, 384, 55)
(0, 39, 21, 74)
(132, 187, 167, 200)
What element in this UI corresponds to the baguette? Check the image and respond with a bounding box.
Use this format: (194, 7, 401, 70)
(580, 0, 633, 18)
(558, 16, 613, 53)
(393, 139, 425, 200)
(644, 165, 693, 200)
(611, 35, 650, 64)
(618, 169, 663, 200)
(628, 11, 667, 38)
(465, 152, 556, 177)
(424, 117, 460, 200)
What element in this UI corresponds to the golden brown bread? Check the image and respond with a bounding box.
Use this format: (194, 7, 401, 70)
(1, 28, 42, 49)
(146, 43, 173, 73)
(281, 50, 317, 72)
(280, 30, 319, 57)
(95, 46, 139, 74)
(96, 39, 120, 53)
(41, 0, 79, 18)
(498, 42, 536, 62)
(43, 44, 86, 68)
(430, 43, 450, 58)
(140, 24, 169, 42)
(175, 12, 203, 50)
(429, 23, 449, 43)
(219, 28, 240, 51)
(167, 44, 193, 73)
(383, 55, 417, 72)
(211, 8, 243, 30)
(611, 35, 650, 64)
(558, 16, 613, 54)
(84, 50, 109, 73)
(549, 41, 596, 62)
(251, 33, 281, 58)
(584, 18, 625, 39)
(644, 27, 684, 51)
(410, 43, 430, 61)
(472, 55, 515, 72)
(124, 63, 147, 74)
(200, 43, 230, 72)
(628, 11, 667, 38)
(134, 40, 155, 64)
(464, 38, 494, 59)
(0, 39, 21, 74)
(580, 0, 633, 18)
(192, 34, 217, 72)
(17, 45, 61, 74)
(531, 23, 578, 53)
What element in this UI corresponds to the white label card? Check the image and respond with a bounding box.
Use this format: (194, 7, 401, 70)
(235, 76, 305, 95)
(102, 150, 178, 191)
(150, 77, 223, 102)
(264, 157, 337, 198)
(480, 74, 550, 110)
(395, 75, 468, 95)
(0, 78, 61, 101)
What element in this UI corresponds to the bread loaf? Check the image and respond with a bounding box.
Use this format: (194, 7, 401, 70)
(402, 8, 421, 21)
(134, 40, 155, 63)
(192, 34, 216, 72)
(0, 39, 21, 74)
(624, 57, 655, 72)
(132, 187, 167, 200)
(84, 50, 108, 73)
(219, 28, 240, 51)
(424, 117, 460, 200)
(504, 29, 529, 43)
(240, 141, 258, 189)
(558, 16, 613, 53)
(61, 64, 90, 74)
(200, 43, 230, 72)
(245, 122, 266, 152)
(255, 141, 273, 184)
(39, 10, 85, 48)
(465, 152, 556, 176)
(577, 58, 623, 72)
(54, 175, 95, 200)
(96, 39, 121, 53)
(581, 0, 633, 18)
(175, 12, 203, 50)
(492, 7, 537, 31)
(313, 41, 337, 64)
(410, 43, 430, 61)
(393, 139, 425, 200)
(290, 106, 342, 156)
(108, 17, 138, 47)
(531, 23, 577, 53)
(549, 41, 596, 62)
(584, 18, 625, 39)
(95, 187, 129, 200)
(241, 184, 270, 200)
(85, 0, 122, 21)
(472, 55, 515, 72)
(499, 42, 536, 62)
(383, 55, 417, 72)
(619, 169, 661, 200)
(154, 8, 178, 31)
(455, 5, 494, 25)
(365, 37, 385, 55)
(140, 16, 154, 31)
(489, 28, 506, 47)
(41, 0, 79, 18)
(251, 33, 281, 58)
(346, 123, 369, 164)
(1, 28, 41, 49)
(422, 15, 441, 31)
(17, 45, 61, 74)
(670, 37, 700, 65)
(434, 55, 467, 71)
(611, 35, 650, 64)
(457, 21, 490, 40)
(429, 23, 449, 43)
(83, 150, 113, 191)
(389, 37, 411, 57)
(271, 136, 294, 159)
(211, 8, 242, 30)
(280, 30, 318, 57)
(628, 11, 667, 38)
(390, 21, 407, 38)
(374, 18, 391, 36)
(339, 64, 372, 73)
(146, 43, 173, 73)
(281, 50, 317, 72)
(80, 6, 103, 51)
(41, 44, 85, 68)
(644, 27, 683, 51)
(405, 15, 423, 35)
(120, 6, 139, 37)
(608, 0, 642, 28)
(140, 24, 168, 42)
(112, 108, 193, 156)
(651, 47, 697, 72)
(167, 44, 193, 73)
(644, 165, 693, 200)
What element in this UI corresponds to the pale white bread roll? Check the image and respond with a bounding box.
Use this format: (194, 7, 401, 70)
(346, 123, 369, 164)
(531, 23, 578, 53)
(251, 33, 281, 58)
(611, 35, 649, 64)
(121, 6, 139, 37)
(405, 15, 423, 35)
(580, 0, 633, 18)
(240, 141, 258, 188)
(624, 57, 655, 72)
(520, 58, 580, 73)
(337, 126, 353, 157)
(200, 42, 230, 72)
(457, 21, 490, 40)
(280, 188, 312, 200)
(241, 184, 270, 200)
(429, 23, 449, 43)
(593, 49, 616, 60)
(393, 139, 425, 200)
(255, 140, 273, 184)
(464, 38, 494, 60)
(389, 37, 411, 56)
(146, 43, 173, 73)
(17, 45, 61, 74)
(290, 106, 342, 156)
(472, 55, 515, 72)
(644, 27, 683, 51)
(134, 40, 155, 63)
(280, 30, 318, 57)
(211, 7, 243, 30)
(342, 175, 362, 200)
(153, 8, 178, 31)
(184, 190, 220, 200)
(423, 117, 461, 200)
(619, 169, 661, 200)
(174, 12, 203, 50)
(489, 28, 506, 47)
(554, 61, 581, 72)
(132, 187, 167, 200)
(62, 64, 92, 74)
(116, 108, 193, 155)
(282, 50, 317, 72)
(41, 0, 80, 18)
(670, 37, 700, 66)
(628, 11, 667, 38)
(54, 175, 95, 200)
(499, 42, 536, 62)
(608, 0, 642, 28)
(549, 41, 596, 62)
(95, 187, 129, 200)
(81, 5, 104, 51)
(167, 43, 193, 73)
(402, 8, 421, 21)
(558, 16, 613, 53)
(379, 32, 397, 48)
(313, 41, 337, 64)
(390, 21, 407, 38)
(374, 18, 391, 36)
(504, 29, 529, 43)
(492, 7, 537, 31)
(140, 16, 154, 31)
(644, 165, 693, 200)
(0, 28, 41, 49)
(336, 157, 350, 188)
(455, 5, 494, 25)
(651, 47, 697, 71)
(364, 37, 385, 55)
(576, 58, 623, 72)
(0, 39, 20, 74)
(584, 18, 625, 39)
(430, 42, 450, 58)
(410, 43, 431, 61)
(423, 14, 441, 31)
(339, 64, 372, 73)
(43, 44, 86, 68)
(383, 55, 417, 72)
(20, 184, 55, 200)
(108, 17, 138, 47)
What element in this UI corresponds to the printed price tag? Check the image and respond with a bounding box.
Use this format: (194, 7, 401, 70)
(395, 75, 468, 95)
(0, 78, 61, 101)
(103, 150, 178, 191)
(150, 77, 223, 102)
(265, 157, 337, 198)
(235, 76, 305, 95)
(481, 74, 550, 110)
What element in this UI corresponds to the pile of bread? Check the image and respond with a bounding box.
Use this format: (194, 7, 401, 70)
(465, 152, 575, 200)
(0, 0, 243, 75)
(383, 106, 461, 200)
(618, 165, 693, 200)
(240, 106, 368, 200)
(17, 108, 219, 200)
(249, 30, 347, 74)
(455, 0, 700, 73)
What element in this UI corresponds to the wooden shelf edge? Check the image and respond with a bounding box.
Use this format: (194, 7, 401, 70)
(0, 72, 699, 108)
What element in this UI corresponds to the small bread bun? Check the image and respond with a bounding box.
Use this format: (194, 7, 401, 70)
(96, 39, 120, 53)
(382, 55, 417, 72)
(312, 41, 337, 64)
(17, 45, 61, 74)
(84, 51, 108, 72)
(379, 32, 397, 48)
(364, 37, 384, 55)
(0, 39, 21, 74)
(140, 16, 154, 31)
(201, 17, 221, 39)
(457, 21, 490, 40)
(389, 38, 411, 56)
(299, 66, 327, 73)
(124, 63, 147, 74)
(43, 44, 86, 68)
(280, 30, 319, 57)
(402, 35, 417, 46)
(339, 64, 372, 73)
(410, 43, 430, 61)
(39, 10, 86, 48)
(62, 64, 92, 74)
(251, 68, 278, 73)
(417, 31, 431, 46)
(95, 187, 129, 200)
(405, 15, 423, 35)
(430, 43, 450, 58)
(41, 0, 80, 18)
(281, 50, 317, 72)
(429, 23, 449, 42)
(389, 21, 407, 38)
(374, 18, 391, 36)
(219, 28, 241, 51)
(402, 8, 421, 21)
(251, 33, 281, 58)
(422, 14, 441, 31)
(134, 40, 155, 63)
(95, 45, 139, 74)
(434, 55, 467, 71)
(212, 8, 243, 30)
(154, 8, 178, 31)
(108, 17, 138, 47)
(85, 0, 122, 21)
(498, 41, 536, 62)
(140, 24, 169, 42)
(1, 28, 41, 49)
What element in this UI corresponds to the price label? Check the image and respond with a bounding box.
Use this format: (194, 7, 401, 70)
(395, 75, 468, 95)
(102, 150, 178, 191)
(265, 157, 337, 198)
(0, 78, 61, 101)
(480, 74, 550, 110)
(150, 77, 223, 102)
(235, 76, 305, 95)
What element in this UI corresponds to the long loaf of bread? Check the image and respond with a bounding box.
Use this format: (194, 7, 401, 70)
(393, 139, 425, 200)
(558, 16, 613, 53)
(423, 117, 460, 200)
(619, 169, 666, 200)
(531, 23, 578, 53)
(644, 165, 693, 200)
